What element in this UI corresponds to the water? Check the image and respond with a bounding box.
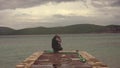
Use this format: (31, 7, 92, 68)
(0, 34, 120, 68)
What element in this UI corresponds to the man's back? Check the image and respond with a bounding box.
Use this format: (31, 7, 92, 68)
(52, 35, 63, 53)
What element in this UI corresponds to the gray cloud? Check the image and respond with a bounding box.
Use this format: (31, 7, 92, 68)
(91, 0, 106, 8)
(0, 13, 120, 29)
(91, 0, 120, 8)
(110, 0, 120, 7)
(89, 0, 120, 19)
(0, 0, 78, 10)
(51, 14, 120, 26)
(0, 0, 120, 29)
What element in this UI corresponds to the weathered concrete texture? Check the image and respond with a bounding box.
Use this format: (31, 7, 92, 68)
(16, 51, 109, 68)
(80, 51, 109, 68)
(16, 52, 43, 68)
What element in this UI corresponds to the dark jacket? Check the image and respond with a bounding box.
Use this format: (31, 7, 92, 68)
(52, 35, 62, 52)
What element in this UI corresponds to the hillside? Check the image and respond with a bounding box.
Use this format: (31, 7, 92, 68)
(0, 27, 15, 35)
(13, 24, 105, 35)
(0, 24, 120, 35)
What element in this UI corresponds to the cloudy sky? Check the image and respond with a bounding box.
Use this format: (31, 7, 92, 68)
(0, 0, 120, 29)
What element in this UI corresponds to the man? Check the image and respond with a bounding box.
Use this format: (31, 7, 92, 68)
(52, 34, 63, 53)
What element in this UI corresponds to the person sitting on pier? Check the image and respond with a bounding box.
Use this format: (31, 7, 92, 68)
(52, 34, 63, 53)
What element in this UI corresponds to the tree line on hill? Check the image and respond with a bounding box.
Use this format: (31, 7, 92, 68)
(0, 24, 120, 35)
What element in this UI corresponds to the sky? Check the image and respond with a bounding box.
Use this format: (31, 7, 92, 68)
(0, 0, 120, 29)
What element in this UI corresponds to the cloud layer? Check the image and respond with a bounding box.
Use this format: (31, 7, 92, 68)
(0, 0, 78, 10)
(0, 0, 120, 29)
(0, 0, 120, 9)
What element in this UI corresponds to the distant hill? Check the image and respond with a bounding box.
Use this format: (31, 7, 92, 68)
(0, 24, 120, 35)
(105, 25, 120, 33)
(13, 24, 106, 35)
(0, 27, 15, 35)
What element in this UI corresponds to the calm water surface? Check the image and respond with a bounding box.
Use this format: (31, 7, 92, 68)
(0, 34, 120, 68)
